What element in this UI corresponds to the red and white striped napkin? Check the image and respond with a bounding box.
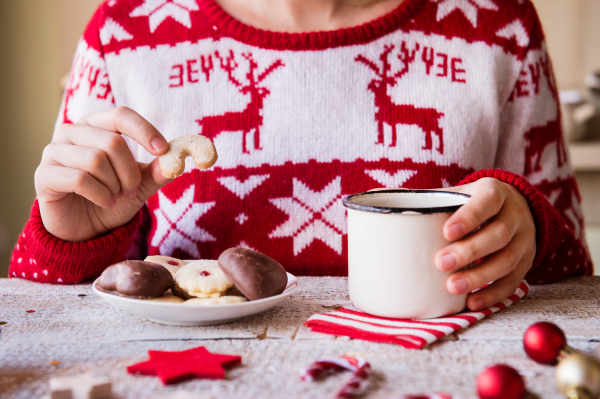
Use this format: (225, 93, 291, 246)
(305, 281, 529, 349)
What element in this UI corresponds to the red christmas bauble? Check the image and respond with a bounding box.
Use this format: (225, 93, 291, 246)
(477, 364, 525, 399)
(523, 322, 566, 364)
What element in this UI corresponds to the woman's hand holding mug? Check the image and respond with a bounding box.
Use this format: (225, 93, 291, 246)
(435, 178, 537, 311)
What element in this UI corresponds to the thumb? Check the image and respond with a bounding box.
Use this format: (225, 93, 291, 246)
(137, 158, 172, 201)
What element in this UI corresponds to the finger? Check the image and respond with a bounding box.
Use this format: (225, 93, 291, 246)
(41, 143, 122, 197)
(445, 234, 530, 295)
(75, 106, 168, 155)
(36, 164, 116, 209)
(436, 216, 517, 272)
(54, 124, 142, 198)
(443, 180, 507, 241)
(464, 262, 529, 311)
(137, 158, 173, 202)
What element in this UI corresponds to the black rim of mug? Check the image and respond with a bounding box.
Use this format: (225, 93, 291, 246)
(342, 189, 471, 214)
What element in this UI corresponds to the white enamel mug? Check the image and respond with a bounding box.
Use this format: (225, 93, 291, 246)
(343, 190, 471, 319)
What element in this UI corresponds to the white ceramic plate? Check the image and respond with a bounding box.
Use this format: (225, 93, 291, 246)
(92, 272, 299, 326)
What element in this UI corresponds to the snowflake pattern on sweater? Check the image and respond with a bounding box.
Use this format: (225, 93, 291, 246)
(9, 0, 592, 284)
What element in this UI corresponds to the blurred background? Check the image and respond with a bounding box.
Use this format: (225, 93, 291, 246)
(1, 0, 599, 278)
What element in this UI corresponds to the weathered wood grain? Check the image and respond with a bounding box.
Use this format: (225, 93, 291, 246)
(1, 276, 599, 398)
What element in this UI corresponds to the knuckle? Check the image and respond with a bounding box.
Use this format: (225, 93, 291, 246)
(85, 149, 106, 171)
(104, 133, 127, 153)
(55, 123, 70, 137)
(522, 237, 537, 263)
(495, 222, 512, 244)
(478, 178, 499, 192)
(463, 207, 480, 228)
(135, 120, 155, 139)
(462, 241, 479, 262)
(87, 126, 105, 137)
(34, 165, 45, 186)
(41, 144, 55, 161)
(502, 248, 519, 272)
(113, 106, 130, 120)
(507, 272, 524, 289)
(513, 198, 529, 215)
(122, 170, 142, 187)
(76, 111, 97, 124)
(527, 215, 536, 232)
(513, 205, 525, 220)
(479, 177, 496, 186)
(528, 233, 537, 249)
(524, 210, 536, 229)
(482, 187, 503, 208)
(71, 170, 88, 190)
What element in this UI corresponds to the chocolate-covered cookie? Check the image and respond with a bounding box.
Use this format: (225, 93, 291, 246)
(218, 247, 287, 300)
(97, 260, 174, 299)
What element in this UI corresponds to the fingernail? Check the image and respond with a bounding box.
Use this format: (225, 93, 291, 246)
(126, 189, 138, 199)
(451, 278, 469, 294)
(447, 223, 464, 240)
(107, 197, 117, 208)
(152, 137, 167, 152)
(439, 253, 457, 271)
(471, 298, 485, 310)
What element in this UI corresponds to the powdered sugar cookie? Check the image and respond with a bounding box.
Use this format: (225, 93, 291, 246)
(145, 294, 185, 303)
(183, 296, 248, 305)
(171, 284, 220, 300)
(145, 255, 188, 275)
(159, 135, 218, 179)
(172, 260, 233, 299)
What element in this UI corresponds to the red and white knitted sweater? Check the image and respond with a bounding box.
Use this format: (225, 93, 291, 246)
(9, 0, 593, 284)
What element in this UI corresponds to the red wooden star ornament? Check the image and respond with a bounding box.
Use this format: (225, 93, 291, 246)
(127, 346, 242, 385)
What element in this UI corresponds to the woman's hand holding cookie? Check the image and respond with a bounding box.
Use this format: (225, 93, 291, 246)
(434, 178, 536, 312)
(35, 106, 172, 242)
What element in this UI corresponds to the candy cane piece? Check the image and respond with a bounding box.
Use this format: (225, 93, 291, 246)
(301, 356, 371, 399)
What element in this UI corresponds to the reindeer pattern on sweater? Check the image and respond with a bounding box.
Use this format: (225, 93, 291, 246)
(9, 0, 592, 284)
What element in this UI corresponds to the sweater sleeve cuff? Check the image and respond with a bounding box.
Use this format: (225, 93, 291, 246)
(26, 199, 142, 283)
(459, 170, 564, 272)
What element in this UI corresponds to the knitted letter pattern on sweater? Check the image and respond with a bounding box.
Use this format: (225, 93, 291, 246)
(9, 0, 592, 283)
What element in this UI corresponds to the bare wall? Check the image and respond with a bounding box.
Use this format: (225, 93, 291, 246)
(0, 1, 61, 277)
(0, 0, 102, 277)
(532, 0, 600, 90)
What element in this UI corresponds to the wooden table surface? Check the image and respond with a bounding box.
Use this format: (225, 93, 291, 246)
(1, 276, 600, 399)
